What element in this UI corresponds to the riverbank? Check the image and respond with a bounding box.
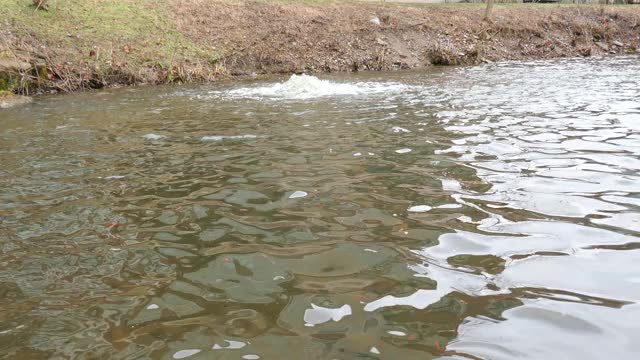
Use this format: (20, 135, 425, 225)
(0, 91, 32, 109)
(1, 0, 639, 94)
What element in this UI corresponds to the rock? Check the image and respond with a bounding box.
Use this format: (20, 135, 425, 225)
(612, 40, 624, 47)
(578, 47, 592, 57)
(595, 41, 609, 51)
(0, 59, 33, 93)
(0, 59, 31, 73)
(370, 16, 381, 26)
(0, 94, 33, 109)
(375, 38, 387, 46)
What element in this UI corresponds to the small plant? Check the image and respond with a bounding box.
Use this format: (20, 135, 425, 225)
(32, 0, 48, 11)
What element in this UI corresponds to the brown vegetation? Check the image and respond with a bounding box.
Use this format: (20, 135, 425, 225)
(172, 1, 640, 75)
(31, 0, 48, 11)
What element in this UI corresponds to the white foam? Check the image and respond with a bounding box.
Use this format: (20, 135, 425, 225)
(201, 135, 258, 141)
(242, 355, 260, 360)
(142, 133, 166, 140)
(387, 330, 407, 336)
(370, 347, 381, 354)
(214, 74, 412, 100)
(395, 148, 412, 154)
(392, 126, 411, 133)
(146, 304, 159, 310)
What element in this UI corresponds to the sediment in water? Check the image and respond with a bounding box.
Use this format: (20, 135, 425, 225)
(2, 0, 639, 94)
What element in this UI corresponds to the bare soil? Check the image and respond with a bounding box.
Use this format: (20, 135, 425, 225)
(172, 1, 640, 75)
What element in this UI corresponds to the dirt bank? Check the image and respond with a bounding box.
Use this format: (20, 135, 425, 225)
(172, 1, 640, 74)
(2, 1, 639, 94)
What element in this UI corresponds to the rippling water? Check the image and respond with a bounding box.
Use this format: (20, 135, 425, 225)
(1, 56, 639, 359)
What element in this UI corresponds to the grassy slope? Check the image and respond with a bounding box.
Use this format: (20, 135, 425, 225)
(1, 0, 220, 92)
(1, 0, 639, 93)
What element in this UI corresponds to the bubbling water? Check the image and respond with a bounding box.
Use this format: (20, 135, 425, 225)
(205, 74, 415, 100)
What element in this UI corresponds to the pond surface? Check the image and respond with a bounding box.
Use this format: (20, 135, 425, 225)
(1, 56, 639, 359)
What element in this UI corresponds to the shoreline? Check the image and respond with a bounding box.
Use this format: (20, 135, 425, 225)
(1, 1, 639, 95)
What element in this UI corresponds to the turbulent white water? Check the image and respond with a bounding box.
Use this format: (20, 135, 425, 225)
(200, 74, 414, 100)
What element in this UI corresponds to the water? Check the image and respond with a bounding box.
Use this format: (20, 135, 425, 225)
(1, 56, 639, 359)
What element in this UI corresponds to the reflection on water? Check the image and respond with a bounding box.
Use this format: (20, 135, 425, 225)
(1, 56, 639, 359)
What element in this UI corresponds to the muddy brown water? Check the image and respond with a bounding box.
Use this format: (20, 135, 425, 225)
(1, 56, 639, 359)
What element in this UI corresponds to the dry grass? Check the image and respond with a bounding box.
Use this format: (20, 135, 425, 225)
(31, 0, 49, 11)
(171, 1, 640, 74)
